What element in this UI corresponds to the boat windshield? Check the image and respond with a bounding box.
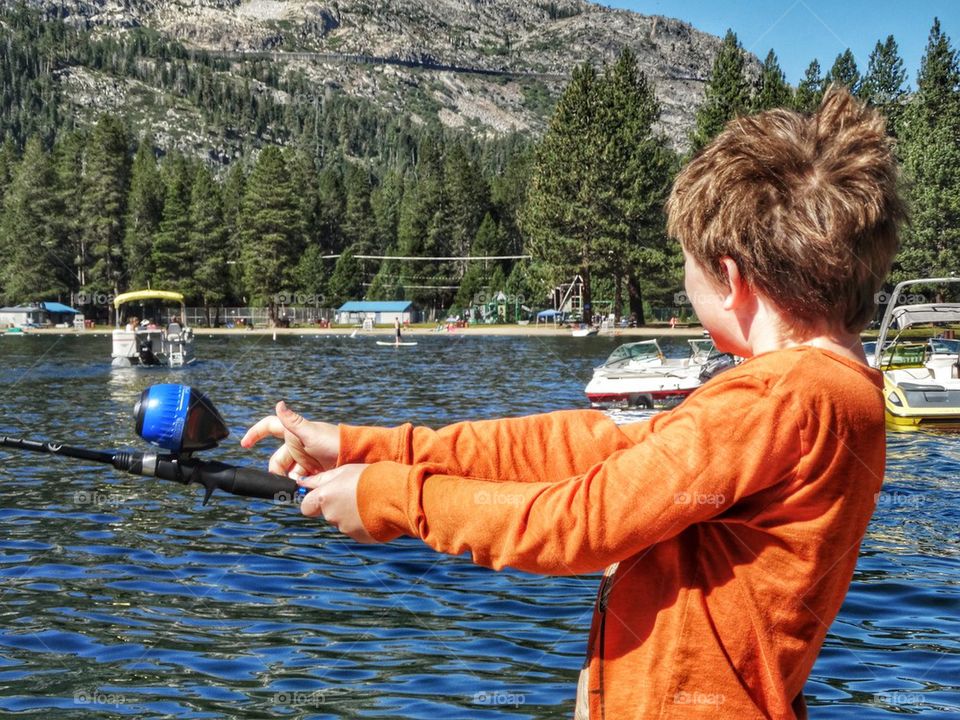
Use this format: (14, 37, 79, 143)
(602, 341, 663, 368)
(688, 339, 716, 363)
(929, 337, 960, 355)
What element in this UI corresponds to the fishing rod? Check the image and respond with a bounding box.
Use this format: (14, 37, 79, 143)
(0, 384, 305, 506)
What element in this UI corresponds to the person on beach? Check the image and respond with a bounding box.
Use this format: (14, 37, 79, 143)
(242, 88, 905, 719)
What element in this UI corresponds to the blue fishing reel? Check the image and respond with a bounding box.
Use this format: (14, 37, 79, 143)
(134, 384, 229, 454)
(2, 383, 302, 505)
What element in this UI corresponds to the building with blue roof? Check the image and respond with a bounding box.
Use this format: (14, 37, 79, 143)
(336, 301, 417, 325)
(0, 302, 80, 328)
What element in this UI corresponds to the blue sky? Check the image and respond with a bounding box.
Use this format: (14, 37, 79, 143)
(606, 0, 959, 88)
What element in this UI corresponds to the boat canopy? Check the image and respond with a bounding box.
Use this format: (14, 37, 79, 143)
(114, 290, 185, 308)
(890, 304, 960, 329)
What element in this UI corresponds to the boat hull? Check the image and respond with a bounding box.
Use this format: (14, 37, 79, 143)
(882, 374, 960, 431)
(585, 373, 700, 408)
(111, 329, 195, 368)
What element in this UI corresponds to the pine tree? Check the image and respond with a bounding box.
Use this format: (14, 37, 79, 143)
(522, 62, 604, 319)
(0, 138, 18, 213)
(317, 162, 346, 246)
(53, 130, 85, 298)
(0, 136, 69, 304)
(81, 114, 131, 321)
(690, 30, 750, 152)
(752, 50, 792, 111)
(894, 19, 960, 280)
(151, 153, 193, 291)
(288, 150, 320, 250)
(395, 138, 450, 308)
(596, 49, 677, 323)
(221, 160, 246, 303)
(444, 142, 489, 277)
(342, 162, 376, 251)
(370, 169, 404, 253)
(826, 49, 861, 93)
(325, 247, 364, 306)
(860, 36, 908, 128)
(454, 212, 500, 309)
(793, 60, 825, 113)
(188, 163, 228, 323)
(294, 242, 330, 308)
(237, 146, 304, 324)
(123, 139, 163, 289)
(490, 147, 532, 257)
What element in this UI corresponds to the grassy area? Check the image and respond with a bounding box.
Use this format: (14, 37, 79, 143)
(861, 326, 960, 339)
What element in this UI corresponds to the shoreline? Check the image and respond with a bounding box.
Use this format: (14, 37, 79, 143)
(15, 325, 707, 338)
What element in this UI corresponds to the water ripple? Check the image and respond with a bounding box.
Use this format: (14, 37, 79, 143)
(0, 335, 957, 718)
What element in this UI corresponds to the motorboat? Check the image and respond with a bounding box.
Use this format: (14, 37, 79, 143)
(584, 338, 735, 408)
(869, 277, 960, 431)
(571, 326, 599, 338)
(111, 290, 195, 368)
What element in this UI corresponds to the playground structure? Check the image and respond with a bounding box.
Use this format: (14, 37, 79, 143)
(470, 291, 532, 324)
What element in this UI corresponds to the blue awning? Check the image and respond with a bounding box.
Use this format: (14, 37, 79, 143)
(41, 302, 80, 314)
(537, 309, 561, 319)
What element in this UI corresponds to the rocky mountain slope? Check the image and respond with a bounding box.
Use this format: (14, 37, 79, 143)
(17, 0, 759, 151)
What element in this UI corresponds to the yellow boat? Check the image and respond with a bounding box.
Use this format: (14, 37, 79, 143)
(869, 278, 960, 431)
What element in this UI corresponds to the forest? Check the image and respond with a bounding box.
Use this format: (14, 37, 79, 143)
(0, 4, 957, 324)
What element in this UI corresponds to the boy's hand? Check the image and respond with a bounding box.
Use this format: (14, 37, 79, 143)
(240, 401, 340, 478)
(297, 464, 376, 544)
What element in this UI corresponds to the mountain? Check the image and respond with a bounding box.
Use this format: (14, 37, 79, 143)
(9, 0, 758, 158)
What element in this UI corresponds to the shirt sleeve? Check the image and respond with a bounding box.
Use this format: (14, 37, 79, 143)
(355, 373, 802, 575)
(338, 409, 654, 483)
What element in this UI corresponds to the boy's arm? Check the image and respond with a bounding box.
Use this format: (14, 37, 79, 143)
(355, 376, 801, 575)
(338, 410, 653, 483)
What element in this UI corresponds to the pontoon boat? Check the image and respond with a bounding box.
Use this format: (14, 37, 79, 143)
(111, 290, 195, 368)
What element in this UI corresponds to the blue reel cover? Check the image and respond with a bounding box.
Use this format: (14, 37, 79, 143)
(138, 384, 190, 451)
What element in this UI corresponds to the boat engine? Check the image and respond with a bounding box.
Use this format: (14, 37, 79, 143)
(138, 335, 159, 366)
(699, 353, 736, 382)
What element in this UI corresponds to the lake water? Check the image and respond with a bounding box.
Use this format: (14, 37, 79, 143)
(0, 334, 957, 718)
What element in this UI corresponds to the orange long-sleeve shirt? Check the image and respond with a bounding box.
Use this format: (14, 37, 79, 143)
(338, 346, 885, 719)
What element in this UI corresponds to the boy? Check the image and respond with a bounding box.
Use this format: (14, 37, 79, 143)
(242, 87, 905, 718)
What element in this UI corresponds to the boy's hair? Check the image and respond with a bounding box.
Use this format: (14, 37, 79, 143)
(666, 86, 906, 333)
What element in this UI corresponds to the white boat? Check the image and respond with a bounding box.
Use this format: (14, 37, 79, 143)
(867, 277, 960, 431)
(111, 290, 195, 368)
(571, 326, 599, 337)
(584, 339, 734, 408)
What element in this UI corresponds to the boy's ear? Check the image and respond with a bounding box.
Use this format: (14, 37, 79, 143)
(719, 256, 750, 311)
